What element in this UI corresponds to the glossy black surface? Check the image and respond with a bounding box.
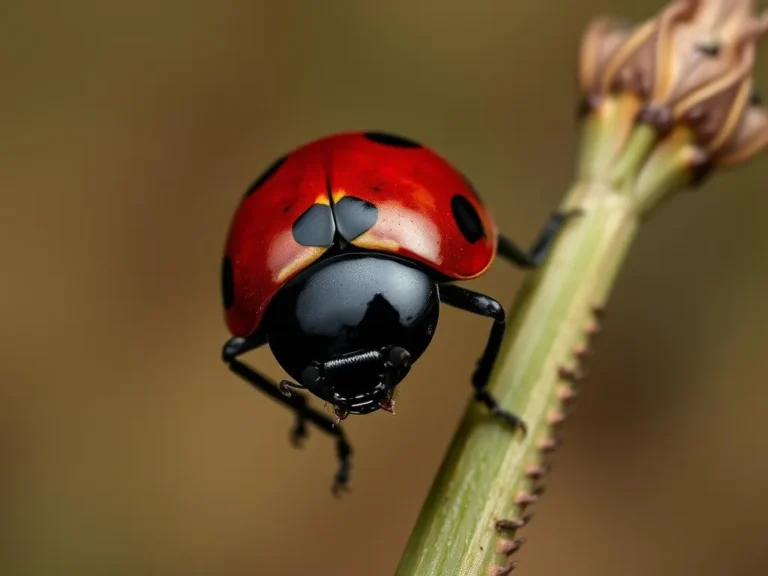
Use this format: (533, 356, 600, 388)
(265, 253, 440, 414)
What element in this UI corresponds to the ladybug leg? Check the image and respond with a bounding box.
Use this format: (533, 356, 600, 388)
(290, 408, 309, 447)
(280, 385, 309, 448)
(498, 208, 582, 268)
(222, 336, 353, 496)
(439, 285, 527, 435)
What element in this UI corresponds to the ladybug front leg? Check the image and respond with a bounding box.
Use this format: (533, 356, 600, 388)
(498, 208, 582, 268)
(439, 285, 527, 435)
(222, 336, 353, 496)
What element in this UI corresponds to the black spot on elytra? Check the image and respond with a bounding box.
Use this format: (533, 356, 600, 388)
(283, 204, 292, 213)
(371, 186, 382, 192)
(245, 155, 287, 197)
(222, 257, 235, 309)
(334, 196, 379, 241)
(363, 132, 421, 148)
(451, 195, 486, 243)
(292, 203, 336, 247)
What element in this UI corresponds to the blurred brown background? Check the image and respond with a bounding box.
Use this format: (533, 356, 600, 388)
(2, 1, 768, 575)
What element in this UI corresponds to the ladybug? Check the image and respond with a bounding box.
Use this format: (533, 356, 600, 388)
(221, 131, 577, 495)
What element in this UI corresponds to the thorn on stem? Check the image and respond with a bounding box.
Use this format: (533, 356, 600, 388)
(525, 463, 550, 480)
(547, 410, 566, 426)
(558, 366, 583, 383)
(573, 343, 590, 359)
(489, 562, 518, 575)
(495, 513, 533, 532)
(556, 384, 578, 402)
(538, 436, 561, 452)
(497, 537, 526, 556)
(586, 320, 602, 336)
(515, 492, 539, 507)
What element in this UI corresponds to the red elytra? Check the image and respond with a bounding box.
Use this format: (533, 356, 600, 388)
(222, 131, 498, 337)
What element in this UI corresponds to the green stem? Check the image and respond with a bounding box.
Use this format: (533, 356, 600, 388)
(609, 124, 658, 192)
(395, 182, 640, 575)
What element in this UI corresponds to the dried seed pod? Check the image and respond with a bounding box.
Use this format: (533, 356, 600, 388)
(579, 0, 768, 173)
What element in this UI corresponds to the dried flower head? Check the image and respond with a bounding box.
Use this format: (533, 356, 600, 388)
(579, 0, 768, 171)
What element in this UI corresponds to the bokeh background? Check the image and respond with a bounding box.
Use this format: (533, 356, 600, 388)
(2, 1, 768, 575)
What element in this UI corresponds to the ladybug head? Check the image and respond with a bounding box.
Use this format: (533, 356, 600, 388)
(266, 253, 440, 416)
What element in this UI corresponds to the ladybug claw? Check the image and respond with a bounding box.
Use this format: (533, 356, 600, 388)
(333, 405, 349, 426)
(378, 398, 396, 414)
(331, 437, 352, 497)
(279, 379, 303, 397)
(331, 480, 351, 498)
(290, 420, 307, 448)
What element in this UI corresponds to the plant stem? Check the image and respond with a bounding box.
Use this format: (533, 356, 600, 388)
(393, 0, 768, 571)
(395, 181, 638, 575)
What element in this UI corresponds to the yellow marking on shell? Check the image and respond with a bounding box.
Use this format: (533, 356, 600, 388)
(276, 247, 325, 282)
(357, 228, 493, 280)
(353, 232, 400, 252)
(315, 193, 330, 205)
(331, 188, 347, 202)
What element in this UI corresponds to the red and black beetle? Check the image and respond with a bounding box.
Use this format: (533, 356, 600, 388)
(221, 131, 576, 494)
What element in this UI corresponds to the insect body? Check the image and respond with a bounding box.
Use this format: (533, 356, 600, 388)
(221, 131, 575, 495)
